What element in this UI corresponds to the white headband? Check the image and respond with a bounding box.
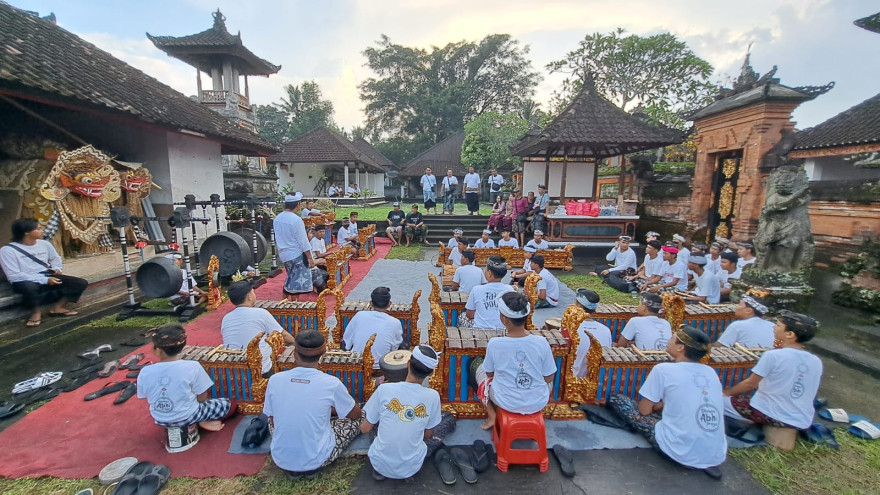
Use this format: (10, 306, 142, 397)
(412, 345, 440, 369)
(496, 294, 530, 319)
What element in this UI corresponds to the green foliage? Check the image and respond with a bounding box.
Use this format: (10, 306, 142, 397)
(256, 81, 337, 144)
(652, 162, 695, 175)
(556, 274, 638, 305)
(359, 34, 539, 149)
(461, 112, 529, 173)
(547, 28, 716, 128)
(385, 245, 427, 261)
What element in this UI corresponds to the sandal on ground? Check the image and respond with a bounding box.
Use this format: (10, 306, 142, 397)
(471, 440, 490, 473)
(124, 361, 152, 372)
(433, 448, 457, 485)
(78, 344, 115, 360)
(0, 401, 25, 420)
(58, 372, 98, 393)
(702, 465, 723, 480)
(12, 386, 59, 406)
(97, 360, 121, 378)
(113, 382, 138, 405)
(818, 408, 869, 424)
(800, 423, 839, 449)
(25, 319, 41, 327)
(449, 447, 478, 484)
(551, 444, 576, 478)
(12, 371, 63, 394)
(119, 337, 145, 347)
(125, 371, 140, 379)
(48, 310, 78, 317)
(119, 354, 145, 370)
(110, 461, 155, 495)
(848, 420, 880, 440)
(84, 381, 130, 401)
(71, 356, 103, 372)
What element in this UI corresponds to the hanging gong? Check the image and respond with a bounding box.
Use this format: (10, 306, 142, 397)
(379, 349, 412, 383)
(135, 256, 183, 299)
(231, 227, 268, 264)
(198, 231, 253, 277)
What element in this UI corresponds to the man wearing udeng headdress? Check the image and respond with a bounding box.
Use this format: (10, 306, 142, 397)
(273, 192, 315, 301)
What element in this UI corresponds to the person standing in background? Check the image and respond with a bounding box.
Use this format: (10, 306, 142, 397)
(463, 166, 481, 215)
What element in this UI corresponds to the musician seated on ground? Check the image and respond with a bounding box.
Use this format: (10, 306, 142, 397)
(342, 287, 404, 367)
(723, 310, 822, 434)
(308, 226, 329, 266)
(571, 289, 613, 377)
(645, 231, 660, 244)
(221, 280, 296, 378)
(682, 255, 720, 305)
(137, 325, 235, 433)
(361, 345, 456, 481)
(445, 228, 463, 249)
(627, 240, 664, 290)
(705, 242, 723, 276)
(671, 234, 691, 265)
(464, 257, 513, 329)
(524, 230, 549, 251)
(613, 292, 672, 350)
(531, 255, 560, 308)
(451, 250, 487, 293)
(348, 212, 360, 233)
(165, 253, 208, 306)
(474, 229, 496, 249)
(497, 228, 519, 248)
(386, 202, 406, 246)
(446, 237, 468, 267)
(405, 205, 429, 247)
(264, 330, 362, 479)
(473, 292, 557, 430)
(713, 293, 774, 348)
(509, 245, 536, 287)
(592, 235, 638, 292)
(337, 217, 360, 253)
(647, 246, 688, 294)
(0, 218, 88, 327)
(608, 326, 726, 479)
(300, 200, 323, 219)
(718, 252, 742, 301)
(736, 242, 757, 271)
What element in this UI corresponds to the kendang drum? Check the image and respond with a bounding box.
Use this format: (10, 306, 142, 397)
(379, 350, 411, 383)
(544, 317, 562, 331)
(231, 227, 268, 264)
(198, 231, 253, 277)
(135, 256, 183, 298)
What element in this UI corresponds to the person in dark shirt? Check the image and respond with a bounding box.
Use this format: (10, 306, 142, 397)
(386, 202, 406, 246)
(404, 205, 428, 247)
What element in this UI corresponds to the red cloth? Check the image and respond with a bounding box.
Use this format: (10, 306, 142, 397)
(0, 240, 391, 479)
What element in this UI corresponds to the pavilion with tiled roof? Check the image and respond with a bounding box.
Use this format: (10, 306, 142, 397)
(789, 92, 880, 160)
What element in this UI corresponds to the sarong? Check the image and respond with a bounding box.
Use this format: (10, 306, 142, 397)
(283, 256, 313, 295)
(465, 192, 480, 212)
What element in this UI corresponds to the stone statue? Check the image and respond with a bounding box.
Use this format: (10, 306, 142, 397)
(753, 164, 814, 275)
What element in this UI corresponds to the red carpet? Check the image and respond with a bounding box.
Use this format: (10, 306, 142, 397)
(0, 240, 392, 479)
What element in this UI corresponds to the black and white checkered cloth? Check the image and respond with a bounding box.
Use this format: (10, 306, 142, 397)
(43, 210, 61, 240)
(98, 233, 114, 249)
(157, 398, 231, 427)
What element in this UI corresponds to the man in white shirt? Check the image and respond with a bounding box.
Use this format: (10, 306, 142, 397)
(446, 228, 463, 249)
(609, 326, 726, 479)
(273, 193, 316, 301)
(736, 241, 757, 271)
(451, 250, 487, 293)
(684, 255, 721, 305)
(525, 230, 549, 251)
(300, 200, 323, 219)
(346, 183, 361, 197)
(531, 255, 560, 308)
(571, 289, 613, 377)
(463, 166, 481, 215)
(497, 228, 518, 248)
(264, 331, 362, 478)
(487, 169, 504, 204)
(718, 252, 742, 301)
(221, 281, 296, 377)
(474, 229, 496, 249)
(628, 240, 664, 290)
(440, 169, 459, 214)
(705, 242, 723, 275)
(342, 287, 404, 367)
(419, 167, 438, 215)
(714, 293, 775, 348)
(509, 245, 536, 287)
(593, 235, 638, 292)
(614, 292, 672, 350)
(336, 217, 359, 253)
(672, 234, 691, 266)
(447, 237, 467, 267)
(648, 246, 688, 293)
(465, 257, 514, 328)
(309, 225, 329, 262)
(327, 184, 339, 198)
(165, 253, 207, 306)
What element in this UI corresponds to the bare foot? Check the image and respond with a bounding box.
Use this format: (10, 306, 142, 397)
(589, 272, 598, 276)
(480, 419, 495, 430)
(199, 420, 225, 432)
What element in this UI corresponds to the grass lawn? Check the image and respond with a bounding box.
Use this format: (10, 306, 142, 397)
(557, 274, 638, 306)
(81, 297, 212, 330)
(385, 245, 427, 261)
(323, 204, 494, 221)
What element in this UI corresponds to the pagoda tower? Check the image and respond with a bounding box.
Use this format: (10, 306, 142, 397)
(148, 10, 281, 199)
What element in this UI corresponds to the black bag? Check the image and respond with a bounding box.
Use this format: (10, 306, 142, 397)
(242, 414, 270, 448)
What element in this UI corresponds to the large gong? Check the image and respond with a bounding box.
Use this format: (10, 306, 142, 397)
(136, 256, 183, 298)
(231, 228, 268, 264)
(198, 231, 253, 277)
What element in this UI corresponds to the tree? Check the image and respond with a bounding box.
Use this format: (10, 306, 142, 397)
(256, 81, 337, 144)
(359, 34, 539, 149)
(461, 112, 529, 173)
(547, 29, 715, 129)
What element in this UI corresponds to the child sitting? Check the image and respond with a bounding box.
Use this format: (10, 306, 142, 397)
(473, 292, 557, 430)
(137, 325, 235, 432)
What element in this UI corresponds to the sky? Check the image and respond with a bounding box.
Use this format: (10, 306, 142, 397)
(9, 0, 880, 132)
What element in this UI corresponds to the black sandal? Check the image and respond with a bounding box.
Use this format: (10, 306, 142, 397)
(449, 447, 477, 484)
(433, 448, 457, 485)
(84, 381, 129, 401)
(552, 444, 576, 477)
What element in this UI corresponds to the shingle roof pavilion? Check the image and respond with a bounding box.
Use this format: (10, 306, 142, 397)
(792, 92, 880, 152)
(266, 128, 387, 173)
(148, 10, 281, 76)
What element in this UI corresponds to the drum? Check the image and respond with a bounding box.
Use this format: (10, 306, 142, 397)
(379, 350, 411, 383)
(544, 317, 562, 331)
(164, 424, 200, 453)
(232, 228, 268, 264)
(198, 231, 253, 277)
(135, 256, 183, 298)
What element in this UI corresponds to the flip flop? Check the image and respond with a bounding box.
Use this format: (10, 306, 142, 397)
(449, 447, 478, 484)
(78, 344, 115, 360)
(48, 310, 78, 317)
(58, 372, 98, 393)
(818, 408, 870, 424)
(120, 337, 145, 347)
(97, 360, 121, 378)
(552, 444, 576, 477)
(125, 361, 152, 372)
(71, 356, 103, 372)
(800, 423, 840, 450)
(12, 371, 63, 394)
(0, 401, 25, 420)
(848, 420, 880, 440)
(724, 420, 764, 444)
(84, 381, 130, 401)
(125, 371, 140, 379)
(25, 319, 41, 327)
(433, 448, 457, 485)
(135, 464, 170, 495)
(113, 382, 138, 405)
(74, 489, 93, 495)
(119, 354, 145, 370)
(12, 386, 59, 406)
(471, 440, 490, 473)
(813, 397, 828, 409)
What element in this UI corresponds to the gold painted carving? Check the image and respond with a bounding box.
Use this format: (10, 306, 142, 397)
(524, 273, 541, 330)
(561, 305, 592, 404)
(410, 289, 422, 348)
(362, 333, 377, 400)
(722, 158, 737, 179)
(245, 331, 269, 414)
(661, 293, 686, 331)
(319, 287, 344, 345)
(206, 255, 225, 310)
(718, 182, 735, 218)
(715, 223, 729, 239)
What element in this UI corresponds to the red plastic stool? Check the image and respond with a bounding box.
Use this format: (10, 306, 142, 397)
(492, 408, 548, 472)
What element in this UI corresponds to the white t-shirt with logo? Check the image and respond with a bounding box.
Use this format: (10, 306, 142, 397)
(536, 268, 560, 306)
(693, 270, 721, 304)
(343, 311, 403, 368)
(221, 306, 285, 374)
(474, 238, 495, 248)
(137, 360, 214, 425)
(498, 238, 519, 248)
(748, 347, 823, 429)
(639, 362, 727, 469)
(620, 315, 672, 350)
(716, 317, 775, 348)
(364, 381, 442, 479)
(264, 367, 356, 472)
(659, 259, 689, 291)
(465, 282, 514, 328)
(483, 335, 557, 414)
(452, 264, 487, 293)
(463, 173, 481, 190)
(572, 320, 613, 377)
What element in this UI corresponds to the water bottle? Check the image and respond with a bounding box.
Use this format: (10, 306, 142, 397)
(631, 290, 638, 300)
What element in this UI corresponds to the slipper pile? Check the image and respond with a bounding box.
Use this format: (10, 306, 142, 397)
(430, 441, 495, 485)
(111, 461, 170, 495)
(817, 407, 880, 441)
(12, 371, 62, 394)
(78, 344, 115, 360)
(84, 381, 137, 405)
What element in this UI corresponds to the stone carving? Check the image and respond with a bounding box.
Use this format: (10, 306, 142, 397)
(753, 164, 814, 275)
